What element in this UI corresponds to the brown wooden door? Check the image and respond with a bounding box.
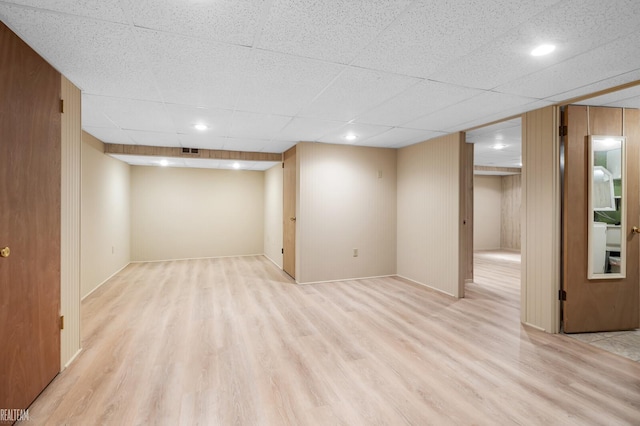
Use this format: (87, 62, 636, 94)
(0, 22, 61, 410)
(563, 105, 639, 332)
(283, 146, 296, 279)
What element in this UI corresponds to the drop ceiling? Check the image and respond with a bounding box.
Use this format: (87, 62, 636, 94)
(1, 0, 639, 171)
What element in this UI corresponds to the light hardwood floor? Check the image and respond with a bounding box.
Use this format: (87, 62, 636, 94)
(23, 253, 640, 425)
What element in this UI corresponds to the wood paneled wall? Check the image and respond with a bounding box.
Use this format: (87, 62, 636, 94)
(60, 76, 81, 369)
(521, 106, 561, 333)
(463, 142, 474, 283)
(501, 174, 521, 250)
(104, 143, 281, 162)
(473, 175, 502, 250)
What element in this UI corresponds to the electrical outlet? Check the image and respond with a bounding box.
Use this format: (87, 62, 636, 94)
(353, 248, 358, 257)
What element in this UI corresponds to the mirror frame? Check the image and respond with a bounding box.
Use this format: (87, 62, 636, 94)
(587, 135, 626, 280)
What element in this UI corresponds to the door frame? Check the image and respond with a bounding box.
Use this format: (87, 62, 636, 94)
(282, 146, 297, 280)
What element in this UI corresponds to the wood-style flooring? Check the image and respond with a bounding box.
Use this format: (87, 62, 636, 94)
(23, 252, 640, 425)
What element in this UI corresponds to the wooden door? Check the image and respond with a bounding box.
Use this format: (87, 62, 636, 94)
(0, 22, 61, 410)
(283, 146, 296, 279)
(563, 105, 639, 332)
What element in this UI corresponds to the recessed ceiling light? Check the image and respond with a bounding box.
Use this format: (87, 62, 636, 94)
(493, 143, 507, 150)
(159, 159, 169, 167)
(531, 44, 556, 56)
(232, 162, 241, 169)
(194, 123, 208, 131)
(344, 133, 358, 141)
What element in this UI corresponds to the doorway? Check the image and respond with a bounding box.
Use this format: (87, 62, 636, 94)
(282, 146, 296, 279)
(466, 119, 523, 288)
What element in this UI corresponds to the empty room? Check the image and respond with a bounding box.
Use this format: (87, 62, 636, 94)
(2, 1, 640, 425)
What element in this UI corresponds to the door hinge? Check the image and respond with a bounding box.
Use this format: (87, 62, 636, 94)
(60, 315, 64, 330)
(559, 125, 567, 137)
(60, 99, 64, 113)
(282, 162, 284, 168)
(558, 289, 567, 301)
(281, 248, 284, 254)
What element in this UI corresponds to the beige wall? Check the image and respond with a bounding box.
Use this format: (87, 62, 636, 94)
(397, 133, 465, 297)
(81, 132, 131, 298)
(501, 174, 521, 250)
(474, 175, 502, 250)
(130, 166, 264, 261)
(264, 164, 283, 268)
(296, 142, 397, 283)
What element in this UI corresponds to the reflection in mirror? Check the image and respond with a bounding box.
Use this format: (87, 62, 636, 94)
(589, 136, 625, 279)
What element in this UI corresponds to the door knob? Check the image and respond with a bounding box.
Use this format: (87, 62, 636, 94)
(633, 226, 640, 234)
(289, 217, 296, 222)
(0, 247, 10, 258)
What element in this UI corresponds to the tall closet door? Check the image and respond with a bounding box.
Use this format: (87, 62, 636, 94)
(562, 105, 639, 332)
(0, 22, 61, 410)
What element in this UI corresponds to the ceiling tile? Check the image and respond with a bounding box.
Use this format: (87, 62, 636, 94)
(357, 128, 444, 148)
(318, 123, 392, 145)
(110, 155, 280, 171)
(221, 137, 269, 152)
(546, 70, 640, 103)
(0, 4, 161, 100)
(125, 130, 181, 147)
(82, 94, 116, 128)
(275, 117, 347, 142)
(404, 91, 540, 132)
(1, 0, 128, 23)
(354, 80, 483, 126)
(428, 0, 640, 90)
(3, 0, 640, 161)
(109, 154, 184, 167)
(165, 104, 233, 136)
(228, 111, 292, 140)
(258, 0, 413, 64)
(134, 28, 252, 109)
(453, 99, 552, 132)
(235, 50, 345, 116)
(261, 140, 297, 153)
(574, 85, 640, 107)
(83, 126, 134, 145)
(86, 96, 176, 133)
(496, 31, 640, 100)
(352, 0, 559, 78)
(466, 118, 521, 140)
(299, 67, 420, 121)
(122, 0, 264, 46)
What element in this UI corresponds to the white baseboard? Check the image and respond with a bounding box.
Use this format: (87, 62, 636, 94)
(129, 253, 264, 263)
(296, 274, 396, 285)
(395, 274, 457, 299)
(82, 262, 130, 301)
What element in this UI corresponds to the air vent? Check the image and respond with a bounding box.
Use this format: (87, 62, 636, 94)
(191, 148, 199, 154)
(182, 147, 190, 153)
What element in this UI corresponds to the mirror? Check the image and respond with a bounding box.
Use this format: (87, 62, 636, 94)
(588, 135, 626, 279)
